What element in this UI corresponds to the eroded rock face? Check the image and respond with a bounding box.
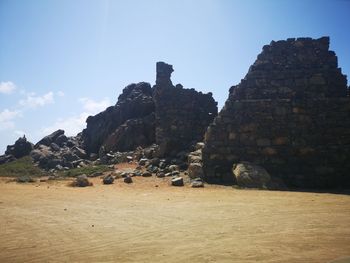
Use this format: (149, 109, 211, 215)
(81, 62, 218, 157)
(203, 37, 350, 188)
(82, 82, 155, 154)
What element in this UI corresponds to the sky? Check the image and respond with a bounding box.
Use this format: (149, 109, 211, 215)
(0, 0, 349, 153)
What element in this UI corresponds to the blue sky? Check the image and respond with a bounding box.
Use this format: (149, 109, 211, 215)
(0, 0, 349, 153)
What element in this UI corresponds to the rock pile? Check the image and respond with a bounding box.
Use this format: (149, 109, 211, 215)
(203, 37, 350, 188)
(30, 130, 89, 170)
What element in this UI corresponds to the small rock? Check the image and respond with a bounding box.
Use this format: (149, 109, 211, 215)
(103, 175, 115, 185)
(171, 177, 184, 186)
(191, 180, 204, 188)
(169, 164, 179, 172)
(73, 174, 92, 187)
(124, 176, 133, 183)
(142, 171, 152, 177)
(171, 171, 180, 176)
(156, 172, 165, 178)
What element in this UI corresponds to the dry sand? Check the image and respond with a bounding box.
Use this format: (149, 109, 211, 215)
(0, 174, 350, 263)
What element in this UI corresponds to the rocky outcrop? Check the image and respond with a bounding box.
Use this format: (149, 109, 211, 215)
(81, 62, 218, 157)
(35, 130, 65, 147)
(103, 114, 155, 152)
(5, 136, 33, 159)
(0, 136, 34, 165)
(203, 37, 350, 188)
(82, 82, 155, 154)
(153, 62, 218, 156)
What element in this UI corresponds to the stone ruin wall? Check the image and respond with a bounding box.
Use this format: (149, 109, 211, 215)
(202, 37, 350, 188)
(153, 62, 218, 156)
(82, 62, 218, 157)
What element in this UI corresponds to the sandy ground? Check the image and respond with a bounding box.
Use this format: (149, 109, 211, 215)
(0, 172, 350, 263)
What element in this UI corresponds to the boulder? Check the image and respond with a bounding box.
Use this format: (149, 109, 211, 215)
(72, 174, 92, 187)
(5, 136, 33, 158)
(72, 146, 87, 159)
(156, 172, 165, 178)
(124, 176, 133, 183)
(232, 162, 271, 188)
(188, 163, 204, 179)
(191, 179, 204, 188)
(55, 134, 68, 146)
(171, 177, 184, 186)
(50, 142, 60, 152)
(138, 158, 148, 166)
(142, 171, 152, 177)
(35, 129, 64, 147)
(103, 175, 114, 185)
(168, 164, 179, 172)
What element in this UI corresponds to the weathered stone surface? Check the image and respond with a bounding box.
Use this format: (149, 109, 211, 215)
(232, 162, 271, 188)
(35, 130, 64, 147)
(73, 174, 92, 187)
(142, 171, 152, 177)
(203, 37, 350, 188)
(82, 82, 155, 154)
(191, 179, 204, 188)
(5, 136, 33, 158)
(124, 176, 133, 183)
(103, 114, 155, 152)
(188, 163, 204, 179)
(171, 177, 184, 186)
(103, 174, 114, 184)
(153, 62, 218, 156)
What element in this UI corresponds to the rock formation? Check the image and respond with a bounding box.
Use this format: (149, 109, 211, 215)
(202, 37, 350, 188)
(0, 136, 34, 164)
(82, 62, 218, 157)
(5, 136, 33, 159)
(31, 130, 88, 170)
(82, 82, 155, 154)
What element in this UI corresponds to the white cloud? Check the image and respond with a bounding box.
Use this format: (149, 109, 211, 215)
(0, 109, 21, 131)
(19, 91, 54, 108)
(0, 81, 16, 94)
(42, 112, 89, 136)
(79, 97, 111, 113)
(42, 98, 111, 137)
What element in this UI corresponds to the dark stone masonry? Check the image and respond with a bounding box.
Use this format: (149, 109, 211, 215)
(153, 62, 218, 156)
(202, 37, 350, 188)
